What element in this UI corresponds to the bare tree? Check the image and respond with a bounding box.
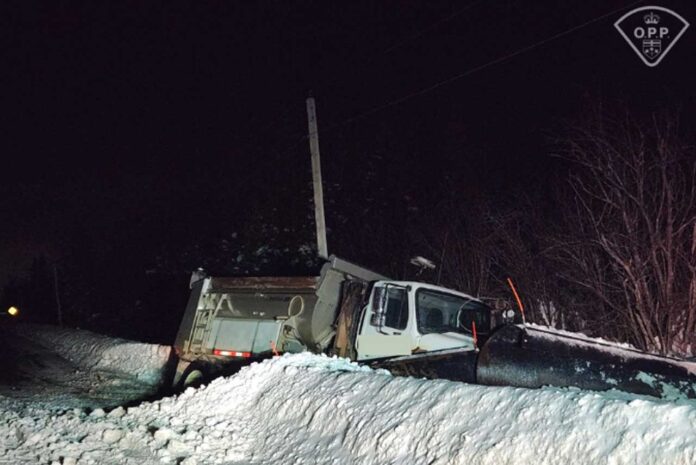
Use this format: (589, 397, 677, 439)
(413, 195, 578, 329)
(413, 199, 501, 296)
(553, 110, 696, 354)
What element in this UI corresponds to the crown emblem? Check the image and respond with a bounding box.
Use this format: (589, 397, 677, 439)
(644, 12, 660, 25)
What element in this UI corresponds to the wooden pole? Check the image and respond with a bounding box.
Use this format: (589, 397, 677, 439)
(306, 97, 329, 259)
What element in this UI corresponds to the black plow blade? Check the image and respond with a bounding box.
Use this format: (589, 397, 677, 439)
(477, 325, 696, 399)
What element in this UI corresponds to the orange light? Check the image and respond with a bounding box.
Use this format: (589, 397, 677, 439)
(7, 306, 19, 317)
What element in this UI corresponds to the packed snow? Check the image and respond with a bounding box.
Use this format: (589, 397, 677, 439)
(524, 322, 639, 350)
(12, 325, 172, 386)
(0, 325, 172, 410)
(1, 351, 695, 465)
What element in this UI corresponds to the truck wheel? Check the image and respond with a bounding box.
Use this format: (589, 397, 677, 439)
(179, 363, 208, 390)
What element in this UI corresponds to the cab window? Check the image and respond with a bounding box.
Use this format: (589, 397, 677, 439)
(383, 287, 408, 330)
(416, 289, 489, 335)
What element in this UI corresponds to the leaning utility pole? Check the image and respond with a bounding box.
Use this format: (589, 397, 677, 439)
(306, 96, 328, 259)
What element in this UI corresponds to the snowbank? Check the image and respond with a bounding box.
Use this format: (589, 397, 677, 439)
(1, 325, 173, 410)
(2, 353, 695, 465)
(524, 322, 638, 349)
(12, 324, 172, 385)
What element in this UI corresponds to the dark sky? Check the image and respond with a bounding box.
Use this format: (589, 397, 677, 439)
(2, 0, 696, 286)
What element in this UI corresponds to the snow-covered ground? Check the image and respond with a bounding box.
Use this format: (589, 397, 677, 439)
(0, 325, 172, 410)
(2, 347, 696, 465)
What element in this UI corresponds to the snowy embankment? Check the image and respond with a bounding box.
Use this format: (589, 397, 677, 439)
(1, 325, 172, 410)
(2, 354, 696, 465)
(12, 325, 172, 385)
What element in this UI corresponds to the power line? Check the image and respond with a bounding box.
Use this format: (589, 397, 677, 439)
(277, 0, 645, 156)
(382, 1, 484, 55)
(318, 0, 645, 135)
(262, 2, 491, 147)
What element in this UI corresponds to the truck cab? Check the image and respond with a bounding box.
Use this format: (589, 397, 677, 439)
(356, 281, 491, 360)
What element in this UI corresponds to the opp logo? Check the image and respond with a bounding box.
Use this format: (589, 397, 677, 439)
(615, 6, 689, 67)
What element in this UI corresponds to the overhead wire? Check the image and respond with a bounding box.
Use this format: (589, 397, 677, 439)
(381, 0, 485, 55)
(316, 0, 646, 136)
(274, 0, 645, 157)
(264, 1, 490, 155)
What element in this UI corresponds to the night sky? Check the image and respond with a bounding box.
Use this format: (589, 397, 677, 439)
(2, 1, 696, 299)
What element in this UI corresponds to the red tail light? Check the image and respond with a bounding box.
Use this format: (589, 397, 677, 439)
(213, 349, 251, 358)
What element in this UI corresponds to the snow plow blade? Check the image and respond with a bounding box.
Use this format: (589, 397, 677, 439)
(374, 349, 479, 384)
(477, 325, 696, 399)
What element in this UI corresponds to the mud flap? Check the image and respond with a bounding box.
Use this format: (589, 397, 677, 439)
(477, 325, 696, 399)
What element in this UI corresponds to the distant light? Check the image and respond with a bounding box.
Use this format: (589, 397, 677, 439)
(7, 306, 19, 317)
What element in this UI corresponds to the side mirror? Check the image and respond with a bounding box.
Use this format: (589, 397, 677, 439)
(370, 286, 387, 327)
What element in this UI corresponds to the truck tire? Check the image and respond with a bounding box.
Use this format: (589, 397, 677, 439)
(178, 363, 209, 390)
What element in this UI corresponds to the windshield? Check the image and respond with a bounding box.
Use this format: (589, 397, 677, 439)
(458, 300, 491, 335)
(416, 289, 490, 335)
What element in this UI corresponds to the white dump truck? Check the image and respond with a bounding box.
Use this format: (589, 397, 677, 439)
(173, 255, 696, 399)
(173, 256, 491, 386)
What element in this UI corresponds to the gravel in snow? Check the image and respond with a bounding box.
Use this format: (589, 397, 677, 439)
(1, 353, 695, 465)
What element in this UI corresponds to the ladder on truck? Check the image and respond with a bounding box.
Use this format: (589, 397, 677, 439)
(185, 292, 237, 354)
(186, 305, 220, 354)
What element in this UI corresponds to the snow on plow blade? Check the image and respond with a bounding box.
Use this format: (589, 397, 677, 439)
(477, 325, 696, 399)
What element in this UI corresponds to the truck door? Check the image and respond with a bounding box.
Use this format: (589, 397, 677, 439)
(355, 284, 414, 360)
